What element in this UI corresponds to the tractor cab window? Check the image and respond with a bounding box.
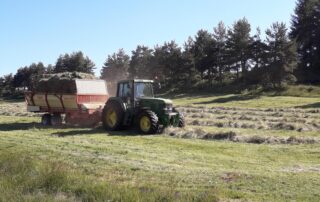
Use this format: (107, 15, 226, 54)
(134, 82, 154, 98)
(118, 82, 133, 98)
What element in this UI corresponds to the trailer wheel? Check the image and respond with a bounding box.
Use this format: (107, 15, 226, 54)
(51, 114, 62, 126)
(102, 101, 124, 131)
(138, 110, 159, 134)
(41, 114, 52, 126)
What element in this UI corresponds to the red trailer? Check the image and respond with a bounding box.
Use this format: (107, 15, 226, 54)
(25, 79, 109, 126)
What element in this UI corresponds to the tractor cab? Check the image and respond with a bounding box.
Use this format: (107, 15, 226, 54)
(102, 79, 184, 134)
(117, 80, 154, 107)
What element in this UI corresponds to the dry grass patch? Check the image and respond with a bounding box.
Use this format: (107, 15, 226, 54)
(164, 127, 320, 145)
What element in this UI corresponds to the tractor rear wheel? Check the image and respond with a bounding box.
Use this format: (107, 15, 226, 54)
(102, 101, 124, 131)
(138, 110, 159, 134)
(41, 114, 52, 126)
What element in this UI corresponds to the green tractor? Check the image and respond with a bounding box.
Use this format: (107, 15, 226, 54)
(102, 79, 184, 134)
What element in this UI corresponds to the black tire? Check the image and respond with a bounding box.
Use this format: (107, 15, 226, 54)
(178, 114, 185, 128)
(137, 110, 159, 134)
(102, 101, 124, 131)
(51, 114, 62, 126)
(173, 108, 185, 128)
(41, 114, 52, 126)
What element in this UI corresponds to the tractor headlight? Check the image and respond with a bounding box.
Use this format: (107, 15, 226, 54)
(163, 104, 173, 112)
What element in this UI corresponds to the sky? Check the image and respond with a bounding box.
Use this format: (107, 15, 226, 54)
(0, 0, 297, 77)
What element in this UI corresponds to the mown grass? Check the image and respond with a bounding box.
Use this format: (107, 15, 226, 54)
(173, 94, 319, 108)
(1, 115, 320, 201)
(170, 84, 320, 108)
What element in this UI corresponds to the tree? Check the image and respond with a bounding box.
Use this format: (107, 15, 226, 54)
(46, 64, 54, 73)
(246, 28, 269, 85)
(128, 46, 154, 79)
(1, 74, 14, 95)
(213, 21, 228, 83)
(100, 49, 130, 82)
(291, 0, 320, 82)
(265, 22, 297, 87)
(153, 41, 184, 87)
(182, 37, 198, 88)
(13, 62, 46, 90)
(194, 30, 216, 82)
(227, 18, 252, 79)
(54, 51, 95, 74)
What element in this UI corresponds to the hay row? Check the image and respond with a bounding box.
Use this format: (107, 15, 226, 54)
(184, 112, 320, 125)
(165, 128, 319, 145)
(186, 118, 320, 132)
(178, 107, 320, 120)
(179, 105, 320, 114)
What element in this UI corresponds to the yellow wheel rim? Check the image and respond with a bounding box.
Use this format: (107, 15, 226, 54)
(140, 116, 151, 132)
(106, 109, 117, 127)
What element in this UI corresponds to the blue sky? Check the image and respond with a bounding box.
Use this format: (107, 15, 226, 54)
(0, 0, 296, 76)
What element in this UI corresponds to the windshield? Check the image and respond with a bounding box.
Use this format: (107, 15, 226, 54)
(134, 82, 154, 98)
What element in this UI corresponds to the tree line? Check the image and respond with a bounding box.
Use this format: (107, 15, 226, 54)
(1, 0, 319, 96)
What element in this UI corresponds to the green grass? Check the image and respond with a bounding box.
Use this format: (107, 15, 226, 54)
(1, 115, 320, 201)
(172, 94, 320, 108)
(1, 87, 320, 201)
(168, 84, 320, 108)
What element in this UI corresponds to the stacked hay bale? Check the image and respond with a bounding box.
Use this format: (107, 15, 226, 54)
(34, 72, 96, 94)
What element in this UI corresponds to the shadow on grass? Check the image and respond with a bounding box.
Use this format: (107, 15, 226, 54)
(0, 122, 41, 131)
(0, 121, 146, 137)
(194, 94, 260, 105)
(51, 127, 143, 137)
(296, 102, 320, 109)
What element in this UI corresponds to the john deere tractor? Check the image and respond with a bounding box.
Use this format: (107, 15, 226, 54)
(102, 79, 184, 134)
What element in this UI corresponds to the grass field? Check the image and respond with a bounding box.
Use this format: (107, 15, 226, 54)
(0, 91, 320, 201)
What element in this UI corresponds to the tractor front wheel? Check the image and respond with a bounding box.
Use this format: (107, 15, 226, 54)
(138, 110, 159, 134)
(102, 101, 124, 131)
(178, 114, 185, 128)
(173, 108, 185, 128)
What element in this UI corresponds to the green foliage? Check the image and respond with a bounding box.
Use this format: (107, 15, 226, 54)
(227, 18, 252, 79)
(264, 22, 297, 87)
(13, 62, 46, 90)
(54, 51, 95, 74)
(100, 49, 130, 82)
(291, 0, 320, 82)
(128, 45, 154, 79)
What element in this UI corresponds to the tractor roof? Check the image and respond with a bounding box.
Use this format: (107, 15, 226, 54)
(119, 79, 154, 83)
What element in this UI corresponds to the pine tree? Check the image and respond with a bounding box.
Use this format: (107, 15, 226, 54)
(100, 49, 130, 82)
(54, 51, 95, 74)
(128, 46, 154, 79)
(182, 37, 198, 87)
(291, 0, 320, 82)
(153, 41, 183, 87)
(227, 18, 252, 79)
(194, 30, 216, 81)
(213, 21, 228, 83)
(265, 22, 297, 87)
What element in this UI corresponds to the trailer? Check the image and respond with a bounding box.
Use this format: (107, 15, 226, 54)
(25, 79, 109, 126)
